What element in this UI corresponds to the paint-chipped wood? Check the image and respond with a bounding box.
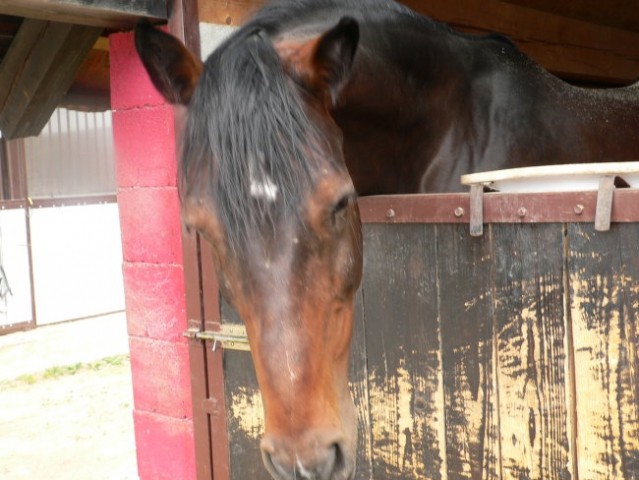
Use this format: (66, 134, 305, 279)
(437, 224, 499, 479)
(492, 224, 573, 479)
(568, 223, 639, 480)
(351, 288, 374, 478)
(362, 224, 445, 479)
(618, 225, 639, 480)
(208, 193, 639, 480)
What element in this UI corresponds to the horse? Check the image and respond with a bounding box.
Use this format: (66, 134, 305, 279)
(135, 1, 639, 479)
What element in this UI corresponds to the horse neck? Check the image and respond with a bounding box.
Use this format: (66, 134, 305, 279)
(472, 67, 639, 179)
(545, 82, 639, 163)
(335, 21, 639, 194)
(334, 21, 477, 194)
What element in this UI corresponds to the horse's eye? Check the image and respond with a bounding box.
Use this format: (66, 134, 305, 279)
(330, 193, 355, 228)
(333, 195, 350, 215)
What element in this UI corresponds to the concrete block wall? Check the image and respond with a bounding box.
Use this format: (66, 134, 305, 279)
(110, 30, 196, 480)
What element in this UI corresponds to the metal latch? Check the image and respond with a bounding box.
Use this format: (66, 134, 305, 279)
(469, 184, 484, 237)
(184, 323, 250, 351)
(594, 176, 615, 232)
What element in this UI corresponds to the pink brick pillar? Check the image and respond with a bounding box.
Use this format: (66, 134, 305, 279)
(110, 31, 196, 480)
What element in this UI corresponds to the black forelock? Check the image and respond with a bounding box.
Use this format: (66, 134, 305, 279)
(180, 29, 330, 253)
(179, 1, 413, 253)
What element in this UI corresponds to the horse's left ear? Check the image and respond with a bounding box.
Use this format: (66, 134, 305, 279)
(311, 17, 359, 105)
(135, 20, 203, 105)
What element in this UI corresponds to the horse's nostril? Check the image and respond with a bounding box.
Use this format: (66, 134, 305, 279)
(332, 442, 345, 475)
(313, 443, 337, 479)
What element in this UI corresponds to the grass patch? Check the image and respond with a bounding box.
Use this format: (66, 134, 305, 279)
(43, 363, 83, 378)
(14, 373, 38, 385)
(1, 354, 130, 389)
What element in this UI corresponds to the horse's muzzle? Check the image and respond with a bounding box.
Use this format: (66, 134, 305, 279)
(261, 431, 353, 480)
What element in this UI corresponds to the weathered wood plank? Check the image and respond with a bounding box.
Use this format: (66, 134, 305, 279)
(198, 0, 262, 26)
(618, 224, 639, 480)
(567, 223, 639, 480)
(197, 0, 639, 84)
(0, 19, 101, 139)
(350, 288, 374, 478)
(500, 0, 639, 33)
(0, 19, 48, 113)
(0, 0, 166, 29)
(437, 224, 499, 480)
(492, 224, 573, 479)
(362, 224, 445, 479)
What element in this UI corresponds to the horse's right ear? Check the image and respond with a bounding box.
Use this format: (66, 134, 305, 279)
(135, 21, 203, 105)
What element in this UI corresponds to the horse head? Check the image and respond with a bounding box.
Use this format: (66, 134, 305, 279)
(136, 17, 362, 480)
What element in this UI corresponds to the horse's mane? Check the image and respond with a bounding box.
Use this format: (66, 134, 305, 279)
(181, 28, 327, 253)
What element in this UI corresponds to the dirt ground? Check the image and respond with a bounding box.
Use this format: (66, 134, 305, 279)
(0, 315, 138, 480)
(0, 358, 137, 480)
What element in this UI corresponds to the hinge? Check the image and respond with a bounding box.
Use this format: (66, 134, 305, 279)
(183, 323, 250, 351)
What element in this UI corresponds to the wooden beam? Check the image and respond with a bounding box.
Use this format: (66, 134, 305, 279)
(197, 0, 262, 27)
(0, 19, 101, 139)
(401, 0, 639, 84)
(0, 0, 167, 29)
(197, 0, 639, 85)
(62, 45, 111, 111)
(60, 88, 111, 112)
(500, 0, 639, 34)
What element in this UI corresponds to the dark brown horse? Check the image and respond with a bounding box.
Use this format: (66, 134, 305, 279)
(135, 1, 639, 479)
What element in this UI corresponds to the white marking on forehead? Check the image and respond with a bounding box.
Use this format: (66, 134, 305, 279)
(250, 176, 279, 201)
(248, 153, 279, 202)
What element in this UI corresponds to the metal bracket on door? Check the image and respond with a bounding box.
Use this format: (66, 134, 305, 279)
(594, 176, 615, 232)
(184, 323, 250, 351)
(465, 175, 618, 234)
(469, 184, 484, 237)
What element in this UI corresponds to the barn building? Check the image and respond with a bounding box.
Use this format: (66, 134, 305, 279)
(0, 1, 637, 479)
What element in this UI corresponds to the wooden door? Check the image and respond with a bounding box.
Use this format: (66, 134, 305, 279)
(188, 191, 639, 480)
